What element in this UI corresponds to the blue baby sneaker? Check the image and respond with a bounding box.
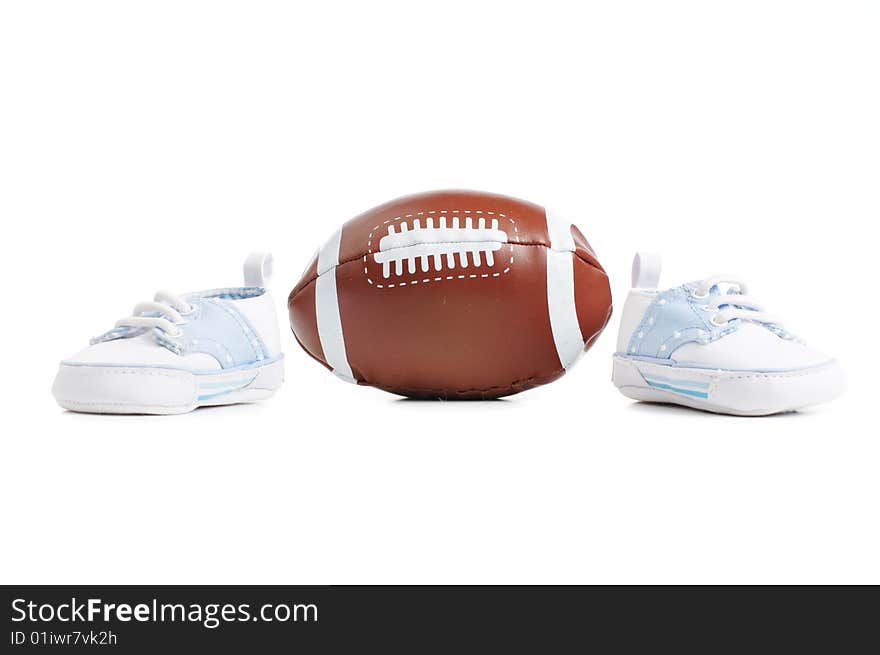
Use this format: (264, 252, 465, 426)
(53, 253, 284, 414)
(612, 253, 845, 415)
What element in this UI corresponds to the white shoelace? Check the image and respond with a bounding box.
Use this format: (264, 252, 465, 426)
(114, 291, 195, 338)
(692, 275, 780, 327)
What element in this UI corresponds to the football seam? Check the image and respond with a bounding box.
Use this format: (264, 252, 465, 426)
(288, 241, 603, 304)
(572, 256, 614, 346)
(289, 326, 331, 374)
(371, 371, 564, 396)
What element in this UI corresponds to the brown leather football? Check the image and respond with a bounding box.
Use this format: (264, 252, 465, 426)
(288, 190, 612, 399)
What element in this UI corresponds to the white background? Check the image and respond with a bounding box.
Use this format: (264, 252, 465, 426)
(1, 1, 877, 584)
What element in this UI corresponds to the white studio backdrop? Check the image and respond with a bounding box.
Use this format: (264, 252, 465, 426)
(0, 1, 877, 583)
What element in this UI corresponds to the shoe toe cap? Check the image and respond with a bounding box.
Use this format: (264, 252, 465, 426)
(52, 364, 197, 414)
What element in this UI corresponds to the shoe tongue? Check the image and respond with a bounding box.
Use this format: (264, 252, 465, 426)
(711, 284, 749, 312)
(685, 281, 727, 296)
(685, 281, 742, 301)
(712, 283, 743, 297)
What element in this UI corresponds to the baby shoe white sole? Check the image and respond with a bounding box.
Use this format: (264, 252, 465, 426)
(52, 357, 284, 415)
(612, 355, 845, 416)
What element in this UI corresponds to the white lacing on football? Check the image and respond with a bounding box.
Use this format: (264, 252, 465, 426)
(114, 291, 195, 338)
(693, 275, 780, 327)
(373, 216, 508, 278)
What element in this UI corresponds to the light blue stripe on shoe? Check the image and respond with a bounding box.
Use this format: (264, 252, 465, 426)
(200, 377, 255, 390)
(644, 379, 709, 398)
(641, 374, 710, 390)
(197, 376, 255, 401)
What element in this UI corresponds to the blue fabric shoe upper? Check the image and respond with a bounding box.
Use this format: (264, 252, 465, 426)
(626, 282, 796, 360)
(92, 287, 272, 369)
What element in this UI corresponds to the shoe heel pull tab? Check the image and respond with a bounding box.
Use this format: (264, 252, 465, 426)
(243, 252, 274, 288)
(632, 252, 661, 289)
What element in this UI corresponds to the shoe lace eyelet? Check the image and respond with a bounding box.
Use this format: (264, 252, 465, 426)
(710, 315, 727, 327)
